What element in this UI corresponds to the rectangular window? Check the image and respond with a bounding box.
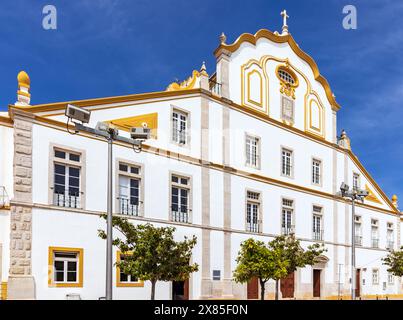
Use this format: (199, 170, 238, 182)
(281, 96, 294, 123)
(118, 163, 141, 216)
(212, 270, 221, 281)
(246, 191, 260, 233)
(371, 219, 379, 248)
(282, 199, 294, 235)
(245, 135, 260, 168)
(353, 173, 360, 191)
(312, 159, 321, 185)
(281, 148, 293, 177)
(48, 247, 83, 287)
(172, 110, 188, 145)
(386, 223, 394, 250)
(372, 269, 379, 285)
(116, 252, 143, 287)
(53, 149, 82, 209)
(387, 272, 394, 285)
(354, 216, 362, 246)
(312, 206, 323, 241)
(171, 174, 191, 223)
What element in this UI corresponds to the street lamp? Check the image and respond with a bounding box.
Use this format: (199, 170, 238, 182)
(339, 182, 369, 300)
(65, 104, 150, 300)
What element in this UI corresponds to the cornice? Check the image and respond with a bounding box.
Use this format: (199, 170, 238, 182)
(9, 88, 201, 115)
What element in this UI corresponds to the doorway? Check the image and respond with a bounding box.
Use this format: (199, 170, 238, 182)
(247, 277, 259, 299)
(355, 269, 361, 298)
(172, 279, 189, 300)
(313, 269, 321, 298)
(280, 272, 295, 298)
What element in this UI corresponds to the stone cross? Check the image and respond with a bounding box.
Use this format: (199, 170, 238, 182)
(281, 10, 289, 35)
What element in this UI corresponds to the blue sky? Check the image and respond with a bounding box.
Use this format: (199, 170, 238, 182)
(1, 0, 402, 201)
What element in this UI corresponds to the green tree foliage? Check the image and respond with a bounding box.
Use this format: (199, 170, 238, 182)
(98, 215, 198, 299)
(233, 235, 326, 300)
(383, 246, 403, 277)
(268, 235, 326, 300)
(233, 238, 288, 300)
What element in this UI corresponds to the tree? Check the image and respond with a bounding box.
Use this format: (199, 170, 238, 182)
(383, 246, 403, 277)
(98, 215, 199, 300)
(233, 238, 289, 300)
(268, 235, 326, 300)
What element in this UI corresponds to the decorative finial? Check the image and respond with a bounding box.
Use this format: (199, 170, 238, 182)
(392, 195, 398, 208)
(338, 129, 351, 150)
(16, 71, 31, 107)
(219, 32, 227, 44)
(200, 61, 208, 76)
(281, 9, 289, 35)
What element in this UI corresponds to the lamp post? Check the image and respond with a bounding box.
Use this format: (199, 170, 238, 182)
(339, 182, 368, 300)
(64, 105, 150, 300)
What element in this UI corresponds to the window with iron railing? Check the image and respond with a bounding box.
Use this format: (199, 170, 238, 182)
(52, 149, 82, 209)
(282, 199, 294, 235)
(246, 191, 261, 233)
(386, 224, 394, 250)
(118, 163, 141, 216)
(171, 174, 191, 223)
(312, 211, 323, 241)
(354, 235, 362, 246)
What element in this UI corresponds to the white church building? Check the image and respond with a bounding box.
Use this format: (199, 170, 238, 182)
(0, 12, 402, 300)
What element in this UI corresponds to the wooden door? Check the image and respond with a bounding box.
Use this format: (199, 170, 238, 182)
(172, 279, 189, 300)
(247, 277, 259, 299)
(280, 272, 295, 298)
(355, 269, 360, 298)
(313, 270, 321, 298)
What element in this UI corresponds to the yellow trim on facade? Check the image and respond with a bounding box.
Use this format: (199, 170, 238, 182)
(0, 282, 7, 300)
(214, 28, 340, 111)
(166, 70, 200, 91)
(365, 184, 383, 205)
(106, 112, 158, 139)
(10, 88, 201, 115)
(48, 246, 84, 288)
(241, 60, 268, 114)
(116, 251, 144, 287)
(246, 69, 263, 106)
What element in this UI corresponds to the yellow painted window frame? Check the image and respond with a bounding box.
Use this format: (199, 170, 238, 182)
(48, 247, 84, 288)
(116, 251, 144, 287)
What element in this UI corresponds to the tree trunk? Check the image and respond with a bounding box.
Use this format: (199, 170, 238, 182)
(259, 279, 265, 300)
(151, 280, 156, 300)
(275, 280, 279, 300)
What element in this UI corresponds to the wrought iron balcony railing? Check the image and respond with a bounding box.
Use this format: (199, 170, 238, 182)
(282, 225, 295, 236)
(246, 222, 260, 233)
(171, 206, 191, 223)
(313, 230, 324, 241)
(118, 197, 139, 216)
(371, 238, 379, 248)
(386, 241, 394, 250)
(53, 190, 80, 209)
(209, 79, 222, 96)
(354, 235, 362, 246)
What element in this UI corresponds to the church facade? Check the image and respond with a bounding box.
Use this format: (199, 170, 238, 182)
(0, 15, 402, 300)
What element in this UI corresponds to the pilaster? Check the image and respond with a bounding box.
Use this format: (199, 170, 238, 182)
(7, 109, 35, 300)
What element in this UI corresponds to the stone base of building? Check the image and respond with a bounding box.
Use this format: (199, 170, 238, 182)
(7, 275, 35, 300)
